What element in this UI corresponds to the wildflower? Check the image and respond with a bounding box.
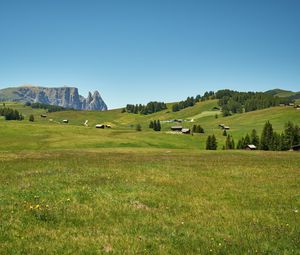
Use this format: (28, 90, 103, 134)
(294, 209, 298, 213)
(219, 243, 221, 246)
(29, 205, 33, 209)
(35, 204, 40, 209)
(66, 198, 70, 202)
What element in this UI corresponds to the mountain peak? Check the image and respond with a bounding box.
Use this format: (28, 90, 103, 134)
(0, 86, 108, 111)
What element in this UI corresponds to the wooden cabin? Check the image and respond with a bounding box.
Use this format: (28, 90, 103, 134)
(95, 124, 105, 129)
(40, 114, 47, 118)
(181, 128, 191, 134)
(290, 145, 300, 151)
(62, 119, 69, 123)
(245, 144, 256, 150)
(171, 126, 183, 131)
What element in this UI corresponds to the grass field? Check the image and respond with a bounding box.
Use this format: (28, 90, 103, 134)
(0, 102, 300, 254)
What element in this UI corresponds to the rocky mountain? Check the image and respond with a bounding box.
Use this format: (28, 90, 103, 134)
(0, 86, 107, 110)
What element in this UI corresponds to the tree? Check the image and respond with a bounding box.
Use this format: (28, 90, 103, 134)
(156, 120, 161, 131)
(153, 120, 157, 131)
(121, 108, 126, 113)
(136, 124, 142, 131)
(223, 130, 227, 136)
(250, 129, 259, 147)
(206, 135, 217, 150)
(149, 121, 154, 129)
(260, 121, 273, 150)
(29, 114, 34, 122)
(206, 136, 212, 150)
(225, 135, 235, 149)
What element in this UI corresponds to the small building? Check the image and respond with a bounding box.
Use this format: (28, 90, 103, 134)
(290, 145, 300, 151)
(224, 126, 230, 130)
(171, 126, 183, 131)
(40, 114, 47, 118)
(95, 124, 105, 129)
(181, 128, 191, 134)
(279, 103, 286, 107)
(62, 119, 69, 123)
(219, 124, 225, 128)
(105, 125, 111, 128)
(245, 144, 256, 150)
(173, 119, 183, 123)
(289, 103, 295, 106)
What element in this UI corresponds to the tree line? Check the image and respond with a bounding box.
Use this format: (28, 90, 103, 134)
(215, 89, 293, 117)
(124, 102, 167, 115)
(149, 120, 161, 131)
(237, 121, 300, 151)
(172, 91, 215, 112)
(0, 107, 24, 120)
(25, 102, 68, 112)
(206, 121, 299, 151)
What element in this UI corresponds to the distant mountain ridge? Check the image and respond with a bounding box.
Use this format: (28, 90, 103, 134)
(265, 88, 300, 99)
(0, 86, 107, 111)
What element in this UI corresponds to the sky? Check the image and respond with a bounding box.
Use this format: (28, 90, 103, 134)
(0, 0, 299, 109)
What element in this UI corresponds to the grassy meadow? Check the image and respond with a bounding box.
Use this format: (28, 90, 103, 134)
(0, 101, 300, 254)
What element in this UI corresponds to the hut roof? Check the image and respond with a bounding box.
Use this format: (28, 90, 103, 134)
(247, 144, 256, 149)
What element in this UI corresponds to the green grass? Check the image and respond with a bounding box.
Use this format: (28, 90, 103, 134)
(0, 101, 300, 254)
(1, 149, 299, 254)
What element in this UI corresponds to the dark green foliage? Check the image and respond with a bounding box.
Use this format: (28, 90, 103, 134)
(29, 114, 34, 122)
(192, 125, 204, 133)
(151, 120, 161, 131)
(126, 102, 167, 115)
(216, 89, 294, 116)
(237, 121, 300, 151)
(30, 102, 68, 112)
(121, 108, 126, 113)
(206, 135, 217, 150)
(250, 129, 260, 147)
(136, 124, 142, 131)
(225, 135, 235, 149)
(0, 107, 24, 120)
(172, 92, 215, 112)
(260, 121, 274, 150)
(223, 130, 227, 136)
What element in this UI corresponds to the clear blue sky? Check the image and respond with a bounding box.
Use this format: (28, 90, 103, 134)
(0, 0, 299, 109)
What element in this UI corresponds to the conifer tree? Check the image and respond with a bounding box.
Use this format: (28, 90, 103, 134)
(260, 121, 273, 150)
(250, 129, 259, 146)
(157, 120, 161, 131)
(29, 114, 34, 122)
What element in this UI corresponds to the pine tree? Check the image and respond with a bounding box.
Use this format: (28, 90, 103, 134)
(192, 125, 197, 133)
(157, 120, 161, 131)
(223, 130, 227, 136)
(211, 135, 217, 150)
(206, 136, 212, 150)
(244, 134, 251, 146)
(250, 129, 259, 147)
(149, 121, 154, 129)
(153, 120, 157, 131)
(260, 121, 273, 150)
(136, 124, 142, 131)
(29, 114, 34, 122)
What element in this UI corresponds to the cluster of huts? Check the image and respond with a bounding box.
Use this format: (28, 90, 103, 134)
(170, 126, 191, 134)
(95, 124, 111, 129)
(161, 119, 194, 123)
